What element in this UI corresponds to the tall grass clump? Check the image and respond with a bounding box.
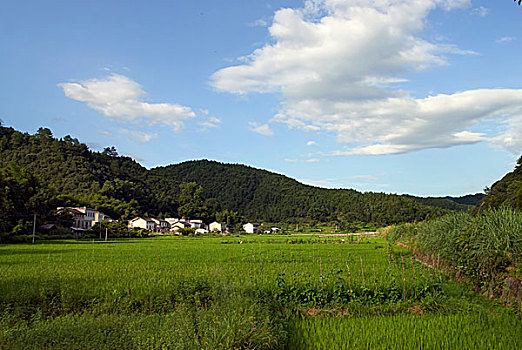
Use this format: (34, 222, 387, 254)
(417, 212, 474, 268)
(386, 223, 419, 244)
(389, 208, 522, 296)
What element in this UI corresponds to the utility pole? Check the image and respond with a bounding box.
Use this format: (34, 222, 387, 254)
(32, 213, 37, 244)
(105, 227, 108, 242)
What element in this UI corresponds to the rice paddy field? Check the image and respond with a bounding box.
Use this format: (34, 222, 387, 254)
(1, 235, 521, 349)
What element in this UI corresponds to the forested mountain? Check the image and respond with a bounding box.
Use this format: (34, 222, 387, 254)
(478, 156, 522, 211)
(0, 124, 455, 235)
(152, 160, 449, 224)
(0, 125, 181, 222)
(403, 193, 483, 211)
(442, 194, 484, 206)
(404, 195, 471, 211)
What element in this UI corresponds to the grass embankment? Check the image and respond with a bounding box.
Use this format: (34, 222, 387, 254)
(1, 234, 521, 349)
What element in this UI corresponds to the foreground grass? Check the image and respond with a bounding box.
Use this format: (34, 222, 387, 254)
(0, 235, 520, 349)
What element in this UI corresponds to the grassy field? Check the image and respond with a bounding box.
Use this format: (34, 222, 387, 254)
(1, 234, 521, 349)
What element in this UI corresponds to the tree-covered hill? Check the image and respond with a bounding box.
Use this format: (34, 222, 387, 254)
(404, 194, 483, 211)
(152, 160, 450, 224)
(478, 156, 522, 211)
(0, 124, 456, 232)
(0, 125, 181, 220)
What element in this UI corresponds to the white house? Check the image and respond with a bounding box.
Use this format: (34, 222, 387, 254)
(209, 221, 227, 233)
(57, 206, 110, 231)
(171, 221, 191, 231)
(188, 219, 204, 229)
(128, 217, 156, 231)
(243, 222, 261, 234)
(165, 218, 179, 226)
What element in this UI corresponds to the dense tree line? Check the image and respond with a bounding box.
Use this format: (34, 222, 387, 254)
(404, 194, 479, 211)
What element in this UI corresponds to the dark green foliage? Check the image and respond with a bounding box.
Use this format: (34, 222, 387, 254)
(152, 160, 449, 225)
(478, 155, 522, 211)
(405, 194, 483, 210)
(443, 193, 484, 206)
(0, 125, 181, 223)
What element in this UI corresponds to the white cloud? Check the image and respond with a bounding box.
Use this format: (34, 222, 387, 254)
(118, 128, 158, 143)
(471, 6, 488, 17)
(248, 122, 274, 136)
(307, 141, 318, 146)
(211, 0, 522, 155)
(284, 158, 298, 163)
(249, 18, 269, 27)
(491, 115, 522, 154)
(208, 116, 221, 123)
(59, 74, 195, 130)
(352, 175, 379, 181)
(496, 36, 516, 44)
(305, 158, 320, 163)
(198, 116, 222, 130)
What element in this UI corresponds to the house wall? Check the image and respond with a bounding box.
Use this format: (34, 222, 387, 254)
(209, 222, 225, 232)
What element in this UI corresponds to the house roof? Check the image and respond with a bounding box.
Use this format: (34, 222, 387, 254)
(57, 207, 83, 215)
(130, 217, 155, 223)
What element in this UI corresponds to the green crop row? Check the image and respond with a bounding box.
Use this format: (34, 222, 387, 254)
(288, 311, 522, 349)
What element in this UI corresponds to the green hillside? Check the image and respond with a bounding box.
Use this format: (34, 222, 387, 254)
(152, 160, 449, 224)
(478, 156, 522, 211)
(0, 125, 181, 221)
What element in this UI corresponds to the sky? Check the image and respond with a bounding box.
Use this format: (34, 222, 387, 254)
(1, 0, 521, 197)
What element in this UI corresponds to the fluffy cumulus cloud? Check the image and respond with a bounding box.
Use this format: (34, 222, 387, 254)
(59, 74, 195, 131)
(211, 0, 522, 155)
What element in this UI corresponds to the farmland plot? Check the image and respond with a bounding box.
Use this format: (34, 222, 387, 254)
(0, 235, 520, 349)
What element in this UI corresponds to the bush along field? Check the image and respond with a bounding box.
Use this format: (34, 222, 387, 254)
(1, 234, 521, 349)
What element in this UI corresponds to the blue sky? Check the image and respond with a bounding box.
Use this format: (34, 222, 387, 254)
(1, 0, 521, 196)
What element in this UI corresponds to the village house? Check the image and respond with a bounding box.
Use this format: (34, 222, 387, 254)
(243, 222, 261, 234)
(128, 217, 156, 231)
(150, 218, 170, 233)
(165, 217, 206, 233)
(57, 206, 110, 232)
(209, 221, 227, 233)
(188, 219, 204, 229)
(171, 221, 192, 232)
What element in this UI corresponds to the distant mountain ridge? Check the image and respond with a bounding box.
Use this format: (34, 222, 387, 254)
(442, 194, 484, 206)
